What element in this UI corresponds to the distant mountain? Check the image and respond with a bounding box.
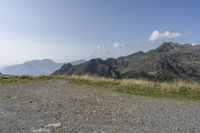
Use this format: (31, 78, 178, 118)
(0, 59, 86, 76)
(52, 42, 200, 82)
(70, 59, 86, 65)
(0, 59, 62, 76)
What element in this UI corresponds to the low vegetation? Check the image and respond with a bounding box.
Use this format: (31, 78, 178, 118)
(1, 75, 200, 100)
(66, 75, 200, 100)
(0, 75, 54, 84)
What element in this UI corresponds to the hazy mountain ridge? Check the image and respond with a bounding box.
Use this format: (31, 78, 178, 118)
(52, 42, 200, 81)
(0, 59, 86, 76)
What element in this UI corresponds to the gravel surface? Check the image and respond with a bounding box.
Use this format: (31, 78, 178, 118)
(0, 80, 200, 133)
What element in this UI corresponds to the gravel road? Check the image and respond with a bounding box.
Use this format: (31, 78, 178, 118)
(0, 80, 200, 133)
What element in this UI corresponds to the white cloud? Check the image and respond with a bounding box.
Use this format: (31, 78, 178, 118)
(97, 46, 101, 50)
(113, 42, 125, 48)
(147, 31, 183, 43)
(191, 43, 199, 46)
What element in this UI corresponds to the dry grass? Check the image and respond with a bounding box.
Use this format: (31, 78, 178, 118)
(120, 79, 200, 93)
(1, 75, 200, 99)
(66, 75, 200, 100)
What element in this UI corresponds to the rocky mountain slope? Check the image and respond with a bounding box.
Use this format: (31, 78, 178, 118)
(52, 42, 200, 81)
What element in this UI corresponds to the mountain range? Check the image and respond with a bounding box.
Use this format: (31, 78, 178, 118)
(52, 42, 200, 82)
(0, 59, 86, 76)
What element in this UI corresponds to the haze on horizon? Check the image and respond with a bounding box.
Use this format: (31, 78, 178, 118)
(0, 0, 199, 67)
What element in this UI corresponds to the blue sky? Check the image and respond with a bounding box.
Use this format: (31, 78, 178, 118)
(0, 0, 199, 66)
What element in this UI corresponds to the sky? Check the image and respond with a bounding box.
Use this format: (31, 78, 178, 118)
(0, 0, 200, 67)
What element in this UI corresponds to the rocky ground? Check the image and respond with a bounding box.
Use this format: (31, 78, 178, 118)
(0, 80, 200, 133)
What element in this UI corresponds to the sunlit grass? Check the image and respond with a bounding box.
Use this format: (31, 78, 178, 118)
(65, 75, 200, 100)
(1, 75, 200, 100)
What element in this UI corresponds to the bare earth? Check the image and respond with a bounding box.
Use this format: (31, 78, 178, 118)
(0, 80, 200, 133)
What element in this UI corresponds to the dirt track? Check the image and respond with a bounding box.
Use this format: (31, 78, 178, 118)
(0, 80, 200, 133)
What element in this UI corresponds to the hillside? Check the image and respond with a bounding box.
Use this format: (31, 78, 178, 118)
(52, 42, 200, 81)
(121, 42, 200, 81)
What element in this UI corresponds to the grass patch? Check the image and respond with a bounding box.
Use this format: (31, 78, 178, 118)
(1, 75, 200, 100)
(65, 75, 200, 100)
(0, 75, 55, 85)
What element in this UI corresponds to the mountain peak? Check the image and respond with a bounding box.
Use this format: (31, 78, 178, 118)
(61, 63, 72, 69)
(156, 42, 179, 52)
(23, 59, 55, 65)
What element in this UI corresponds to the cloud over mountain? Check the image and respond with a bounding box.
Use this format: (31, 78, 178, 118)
(147, 31, 183, 42)
(113, 42, 125, 48)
